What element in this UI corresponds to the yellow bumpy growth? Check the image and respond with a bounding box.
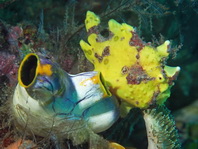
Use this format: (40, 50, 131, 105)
(80, 11, 180, 110)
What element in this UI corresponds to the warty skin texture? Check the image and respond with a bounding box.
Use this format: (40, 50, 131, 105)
(80, 11, 180, 114)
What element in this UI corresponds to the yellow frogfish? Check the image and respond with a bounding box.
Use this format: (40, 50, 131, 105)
(80, 11, 180, 114)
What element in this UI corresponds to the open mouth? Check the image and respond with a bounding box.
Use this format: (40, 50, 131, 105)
(99, 72, 112, 97)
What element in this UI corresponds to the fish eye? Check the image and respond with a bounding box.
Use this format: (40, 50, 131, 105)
(157, 74, 164, 82)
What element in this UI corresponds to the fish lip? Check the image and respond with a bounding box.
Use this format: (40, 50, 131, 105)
(98, 72, 112, 97)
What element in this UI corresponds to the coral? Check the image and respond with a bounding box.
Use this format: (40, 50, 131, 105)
(80, 11, 180, 111)
(0, 52, 18, 86)
(0, 22, 20, 86)
(143, 106, 181, 149)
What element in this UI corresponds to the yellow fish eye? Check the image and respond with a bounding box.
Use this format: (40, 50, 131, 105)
(156, 74, 165, 82)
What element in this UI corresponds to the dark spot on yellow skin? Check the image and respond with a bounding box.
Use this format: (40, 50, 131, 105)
(94, 53, 103, 63)
(102, 46, 110, 57)
(129, 31, 145, 51)
(126, 64, 153, 84)
(136, 53, 140, 59)
(87, 26, 99, 35)
(121, 66, 129, 75)
(95, 46, 110, 63)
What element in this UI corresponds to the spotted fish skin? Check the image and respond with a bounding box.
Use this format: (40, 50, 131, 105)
(80, 11, 180, 111)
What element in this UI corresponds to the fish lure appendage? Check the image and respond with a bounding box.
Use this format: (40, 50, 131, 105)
(80, 11, 180, 110)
